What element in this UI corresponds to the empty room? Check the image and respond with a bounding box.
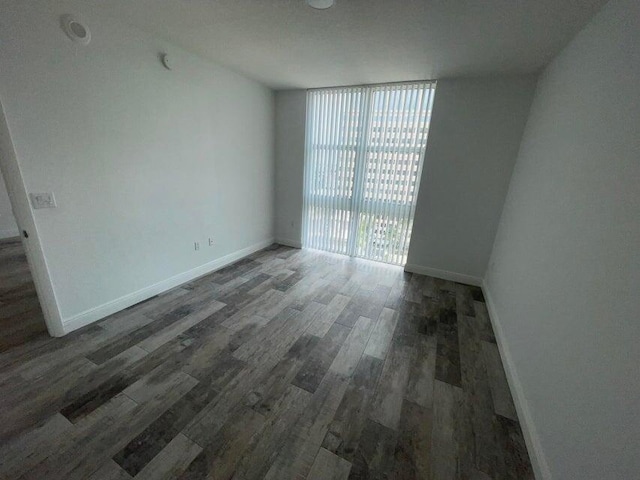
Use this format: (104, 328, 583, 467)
(0, 0, 637, 479)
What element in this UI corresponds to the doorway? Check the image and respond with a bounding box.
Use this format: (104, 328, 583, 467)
(0, 171, 47, 351)
(0, 97, 61, 347)
(302, 81, 435, 265)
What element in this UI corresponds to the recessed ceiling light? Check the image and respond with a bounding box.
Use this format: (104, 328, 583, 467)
(306, 0, 334, 10)
(60, 14, 91, 45)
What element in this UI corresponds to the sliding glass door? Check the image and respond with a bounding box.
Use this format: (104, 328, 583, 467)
(302, 81, 435, 265)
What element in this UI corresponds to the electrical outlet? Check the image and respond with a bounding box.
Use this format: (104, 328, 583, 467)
(208, 238, 214, 246)
(194, 241, 200, 251)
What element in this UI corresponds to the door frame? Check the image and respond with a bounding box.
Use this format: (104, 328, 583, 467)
(0, 97, 65, 336)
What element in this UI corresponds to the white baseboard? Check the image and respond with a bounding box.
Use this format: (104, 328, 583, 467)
(62, 238, 275, 334)
(275, 238, 302, 249)
(482, 281, 551, 480)
(0, 227, 19, 239)
(403, 263, 482, 286)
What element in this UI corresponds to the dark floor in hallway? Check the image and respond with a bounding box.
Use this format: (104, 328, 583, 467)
(0, 236, 47, 352)
(0, 244, 533, 480)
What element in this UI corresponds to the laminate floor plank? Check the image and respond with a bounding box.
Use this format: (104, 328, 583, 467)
(422, 275, 441, 300)
(246, 333, 319, 417)
(434, 295, 462, 388)
(113, 380, 219, 476)
(97, 309, 159, 335)
(0, 245, 533, 480)
(134, 433, 202, 480)
(494, 414, 535, 479)
(179, 325, 235, 378)
(59, 347, 149, 423)
(431, 379, 464, 480)
(385, 273, 411, 309)
(58, 338, 194, 425)
(335, 285, 390, 329)
(15, 394, 139, 480)
(285, 273, 334, 311)
(2, 352, 98, 409)
(0, 322, 130, 382)
(483, 341, 518, 422)
(0, 413, 72, 478)
(369, 341, 414, 431)
(135, 299, 226, 353)
(363, 307, 398, 360)
(0, 295, 40, 320)
(234, 302, 323, 367)
(458, 315, 500, 476)
(329, 315, 375, 377)
(305, 293, 351, 338)
(455, 283, 476, 317)
(347, 418, 398, 480)
(312, 274, 349, 305)
(221, 288, 285, 330)
(404, 334, 437, 408)
(179, 406, 265, 480)
(2, 345, 146, 440)
(230, 307, 299, 362)
(0, 238, 47, 352)
(404, 273, 425, 304)
(473, 300, 497, 343)
(86, 306, 200, 365)
(215, 273, 272, 307)
(181, 360, 281, 447)
(392, 399, 433, 479)
(322, 354, 383, 462)
(308, 447, 352, 480)
(236, 384, 312, 480)
(393, 298, 436, 340)
(263, 370, 351, 480)
(88, 460, 133, 480)
(292, 321, 351, 393)
(21, 371, 197, 480)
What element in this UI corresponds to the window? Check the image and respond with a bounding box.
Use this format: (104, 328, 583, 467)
(302, 81, 435, 265)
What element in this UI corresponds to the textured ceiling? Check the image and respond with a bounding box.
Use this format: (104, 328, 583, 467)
(91, 0, 607, 89)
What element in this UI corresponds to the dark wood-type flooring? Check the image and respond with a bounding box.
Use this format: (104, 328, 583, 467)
(0, 236, 48, 352)
(0, 245, 534, 480)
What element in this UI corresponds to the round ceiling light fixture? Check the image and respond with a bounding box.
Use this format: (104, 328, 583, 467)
(306, 0, 334, 10)
(61, 14, 91, 45)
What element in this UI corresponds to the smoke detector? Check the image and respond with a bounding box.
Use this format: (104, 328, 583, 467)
(161, 53, 172, 70)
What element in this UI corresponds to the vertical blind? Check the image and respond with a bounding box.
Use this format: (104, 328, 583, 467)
(302, 81, 435, 265)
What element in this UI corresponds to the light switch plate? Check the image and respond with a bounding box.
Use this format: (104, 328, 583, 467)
(30, 192, 57, 209)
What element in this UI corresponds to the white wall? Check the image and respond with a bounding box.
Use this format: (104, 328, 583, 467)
(274, 78, 536, 283)
(274, 90, 307, 247)
(406, 76, 536, 284)
(0, 169, 18, 238)
(484, 0, 640, 478)
(0, 1, 275, 332)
